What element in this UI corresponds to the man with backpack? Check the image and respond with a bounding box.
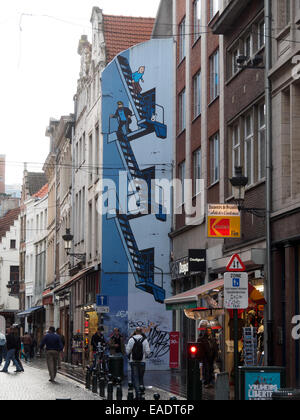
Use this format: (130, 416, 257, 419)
(126, 327, 150, 399)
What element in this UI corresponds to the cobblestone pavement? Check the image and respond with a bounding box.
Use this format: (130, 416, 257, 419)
(0, 359, 185, 401)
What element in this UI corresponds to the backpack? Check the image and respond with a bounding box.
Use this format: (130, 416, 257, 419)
(131, 336, 145, 361)
(0, 333, 6, 347)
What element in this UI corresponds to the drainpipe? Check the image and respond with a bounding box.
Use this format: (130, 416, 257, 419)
(265, 0, 273, 366)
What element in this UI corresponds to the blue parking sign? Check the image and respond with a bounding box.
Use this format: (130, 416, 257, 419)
(232, 278, 240, 288)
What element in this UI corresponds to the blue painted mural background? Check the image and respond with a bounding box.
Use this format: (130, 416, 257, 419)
(101, 39, 173, 369)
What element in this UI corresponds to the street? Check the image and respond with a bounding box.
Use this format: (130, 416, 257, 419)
(0, 359, 185, 400)
(0, 362, 101, 400)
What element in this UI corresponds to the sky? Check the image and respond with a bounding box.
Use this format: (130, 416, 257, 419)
(0, 0, 161, 185)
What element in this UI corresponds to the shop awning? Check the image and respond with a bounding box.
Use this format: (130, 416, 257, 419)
(165, 278, 266, 311)
(17, 306, 44, 318)
(165, 279, 224, 310)
(53, 267, 92, 294)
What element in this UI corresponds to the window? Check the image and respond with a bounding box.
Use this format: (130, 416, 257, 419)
(278, 0, 290, 29)
(89, 133, 93, 184)
(179, 89, 186, 132)
(210, 0, 219, 20)
(258, 20, 265, 49)
(244, 34, 252, 58)
(244, 112, 254, 185)
(193, 0, 201, 42)
(210, 50, 219, 101)
(210, 133, 219, 184)
(258, 103, 266, 180)
(193, 148, 202, 195)
(179, 161, 186, 204)
(10, 240, 16, 249)
(232, 124, 241, 175)
(179, 18, 186, 62)
(193, 71, 201, 118)
(232, 48, 240, 76)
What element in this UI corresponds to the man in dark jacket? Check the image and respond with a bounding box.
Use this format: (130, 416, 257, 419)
(197, 327, 219, 387)
(110, 101, 133, 134)
(0, 328, 23, 373)
(40, 327, 63, 383)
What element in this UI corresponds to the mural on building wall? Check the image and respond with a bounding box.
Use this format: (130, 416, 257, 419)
(101, 39, 174, 369)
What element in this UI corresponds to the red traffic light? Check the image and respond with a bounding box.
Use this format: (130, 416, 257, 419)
(187, 342, 199, 359)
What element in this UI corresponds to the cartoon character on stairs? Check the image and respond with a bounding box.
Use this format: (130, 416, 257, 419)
(110, 101, 133, 134)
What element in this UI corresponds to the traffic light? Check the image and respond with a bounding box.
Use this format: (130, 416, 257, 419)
(187, 343, 199, 359)
(187, 343, 202, 400)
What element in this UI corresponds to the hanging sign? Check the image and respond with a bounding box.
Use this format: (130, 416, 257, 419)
(207, 204, 241, 238)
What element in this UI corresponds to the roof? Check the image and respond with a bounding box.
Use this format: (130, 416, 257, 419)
(103, 14, 155, 64)
(33, 183, 48, 199)
(0, 207, 20, 242)
(26, 172, 48, 196)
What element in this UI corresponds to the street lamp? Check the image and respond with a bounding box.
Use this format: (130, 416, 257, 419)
(230, 167, 266, 218)
(62, 228, 86, 262)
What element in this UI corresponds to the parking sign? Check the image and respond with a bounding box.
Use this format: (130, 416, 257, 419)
(224, 272, 249, 309)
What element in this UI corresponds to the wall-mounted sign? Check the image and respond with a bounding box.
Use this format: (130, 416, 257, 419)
(207, 204, 241, 239)
(188, 249, 206, 273)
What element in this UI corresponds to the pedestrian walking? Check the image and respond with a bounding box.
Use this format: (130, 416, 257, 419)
(108, 328, 125, 356)
(14, 329, 24, 372)
(30, 334, 37, 360)
(0, 332, 6, 366)
(39, 326, 63, 383)
(56, 328, 65, 369)
(22, 332, 32, 362)
(0, 328, 23, 373)
(197, 327, 219, 388)
(126, 327, 150, 399)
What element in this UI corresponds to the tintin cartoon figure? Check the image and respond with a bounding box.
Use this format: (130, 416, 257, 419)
(110, 101, 133, 134)
(132, 66, 145, 96)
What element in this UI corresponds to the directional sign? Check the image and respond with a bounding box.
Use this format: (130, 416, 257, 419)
(96, 295, 109, 307)
(207, 204, 241, 239)
(224, 272, 249, 309)
(226, 254, 246, 272)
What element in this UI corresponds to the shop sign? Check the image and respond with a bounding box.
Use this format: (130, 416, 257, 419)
(207, 204, 241, 238)
(188, 249, 206, 273)
(171, 257, 189, 279)
(169, 332, 180, 369)
(239, 367, 286, 401)
(224, 272, 249, 309)
(42, 295, 53, 306)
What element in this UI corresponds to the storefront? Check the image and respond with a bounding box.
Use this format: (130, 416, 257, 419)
(53, 266, 101, 367)
(165, 273, 266, 377)
(169, 250, 207, 369)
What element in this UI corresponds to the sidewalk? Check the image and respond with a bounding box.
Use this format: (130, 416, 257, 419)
(29, 357, 186, 400)
(30, 357, 224, 400)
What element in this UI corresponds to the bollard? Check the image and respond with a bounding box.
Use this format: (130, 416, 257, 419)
(92, 369, 98, 394)
(116, 377, 123, 401)
(139, 385, 145, 401)
(153, 393, 161, 401)
(107, 374, 114, 401)
(85, 366, 92, 390)
(127, 382, 134, 401)
(99, 370, 106, 398)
